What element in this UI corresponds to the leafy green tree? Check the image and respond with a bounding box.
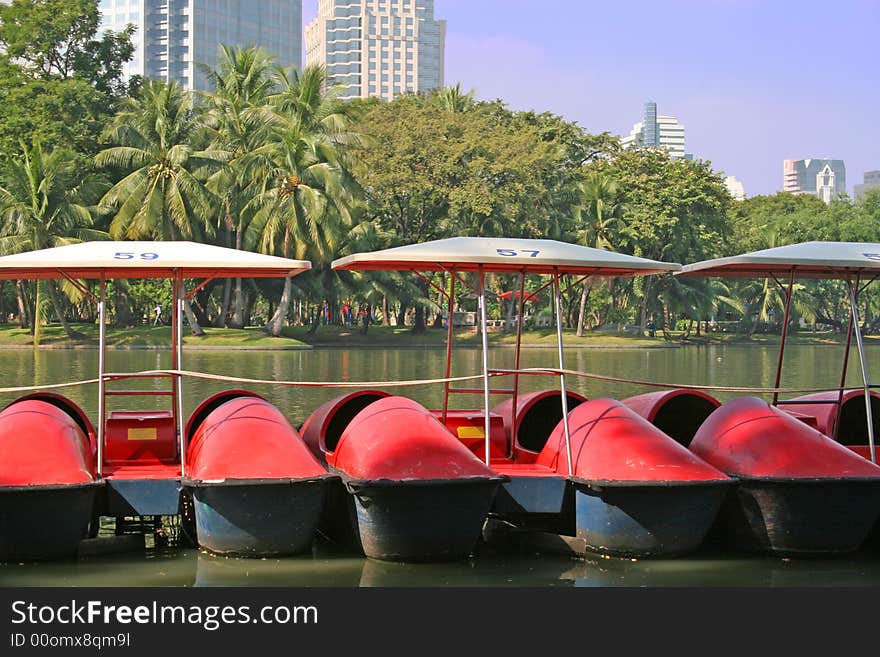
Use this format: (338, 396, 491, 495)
(433, 83, 476, 113)
(572, 171, 624, 335)
(244, 65, 359, 336)
(0, 0, 134, 157)
(96, 80, 222, 335)
(592, 148, 732, 330)
(202, 44, 280, 327)
(0, 140, 107, 344)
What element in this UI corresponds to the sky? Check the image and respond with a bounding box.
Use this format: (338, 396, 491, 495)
(301, 0, 879, 198)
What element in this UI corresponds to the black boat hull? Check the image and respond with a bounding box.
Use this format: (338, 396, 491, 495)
(0, 481, 103, 561)
(345, 477, 503, 562)
(185, 476, 331, 557)
(709, 477, 880, 555)
(573, 479, 732, 558)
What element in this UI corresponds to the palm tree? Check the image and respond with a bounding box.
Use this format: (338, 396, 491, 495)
(244, 65, 361, 336)
(0, 141, 108, 345)
(572, 172, 624, 336)
(434, 83, 476, 113)
(202, 44, 279, 328)
(96, 80, 224, 334)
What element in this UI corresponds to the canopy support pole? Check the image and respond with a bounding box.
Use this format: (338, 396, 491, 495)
(553, 270, 573, 476)
(172, 272, 186, 477)
(441, 273, 455, 425)
(834, 306, 855, 441)
(478, 267, 492, 466)
(510, 270, 526, 458)
(847, 276, 875, 463)
(772, 269, 796, 406)
(97, 277, 106, 477)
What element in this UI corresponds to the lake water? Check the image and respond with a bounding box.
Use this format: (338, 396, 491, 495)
(2, 341, 880, 587)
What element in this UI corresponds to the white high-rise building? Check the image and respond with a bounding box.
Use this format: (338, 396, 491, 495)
(305, 0, 446, 101)
(98, 0, 302, 91)
(724, 176, 746, 201)
(620, 101, 689, 160)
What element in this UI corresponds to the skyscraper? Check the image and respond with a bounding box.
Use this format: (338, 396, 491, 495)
(854, 171, 880, 201)
(620, 101, 690, 160)
(305, 0, 446, 101)
(98, 1, 302, 91)
(724, 176, 746, 201)
(783, 159, 847, 204)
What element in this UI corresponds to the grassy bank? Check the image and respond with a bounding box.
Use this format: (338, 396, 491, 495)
(0, 324, 310, 348)
(0, 322, 876, 349)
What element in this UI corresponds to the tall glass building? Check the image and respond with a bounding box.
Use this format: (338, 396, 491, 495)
(305, 0, 446, 101)
(783, 159, 847, 203)
(98, 0, 302, 91)
(854, 171, 880, 201)
(620, 101, 689, 160)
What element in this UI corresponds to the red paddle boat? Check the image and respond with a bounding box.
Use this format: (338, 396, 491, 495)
(670, 241, 880, 554)
(0, 241, 331, 559)
(311, 236, 731, 560)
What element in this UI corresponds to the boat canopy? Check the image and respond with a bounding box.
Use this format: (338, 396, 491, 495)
(677, 241, 880, 279)
(0, 241, 311, 280)
(332, 236, 680, 276)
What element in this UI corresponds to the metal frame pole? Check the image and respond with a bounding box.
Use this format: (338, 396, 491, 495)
(441, 273, 455, 424)
(834, 308, 855, 441)
(509, 270, 527, 458)
(847, 276, 876, 463)
(478, 268, 492, 466)
(173, 273, 186, 476)
(97, 277, 107, 477)
(553, 270, 573, 476)
(772, 269, 796, 406)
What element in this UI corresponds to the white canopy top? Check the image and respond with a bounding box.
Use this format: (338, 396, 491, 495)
(677, 241, 880, 279)
(332, 236, 680, 276)
(0, 241, 311, 280)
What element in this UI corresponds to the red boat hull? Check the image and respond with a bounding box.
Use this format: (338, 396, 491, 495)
(691, 396, 880, 554)
(0, 395, 100, 560)
(623, 389, 721, 447)
(537, 398, 731, 557)
(321, 395, 505, 561)
(183, 390, 333, 557)
(493, 389, 587, 462)
(300, 389, 390, 463)
(778, 389, 880, 460)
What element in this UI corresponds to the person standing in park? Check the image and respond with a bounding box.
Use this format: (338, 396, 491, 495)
(152, 304, 162, 326)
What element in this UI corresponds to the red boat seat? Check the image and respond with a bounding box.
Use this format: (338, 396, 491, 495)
(104, 410, 177, 465)
(430, 409, 507, 461)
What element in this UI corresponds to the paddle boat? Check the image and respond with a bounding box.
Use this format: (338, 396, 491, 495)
(0, 393, 101, 560)
(0, 241, 332, 559)
(308, 236, 732, 560)
(661, 241, 880, 555)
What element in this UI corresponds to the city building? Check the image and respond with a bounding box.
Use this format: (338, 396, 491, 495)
(724, 175, 746, 201)
(98, 0, 302, 91)
(783, 158, 847, 203)
(854, 171, 880, 201)
(620, 101, 691, 160)
(305, 0, 446, 101)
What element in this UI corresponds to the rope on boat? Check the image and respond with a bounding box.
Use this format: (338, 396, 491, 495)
(0, 378, 100, 394)
(492, 367, 855, 395)
(0, 368, 858, 397)
(107, 369, 504, 389)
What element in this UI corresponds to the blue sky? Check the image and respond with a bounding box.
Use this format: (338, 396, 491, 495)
(302, 0, 878, 198)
